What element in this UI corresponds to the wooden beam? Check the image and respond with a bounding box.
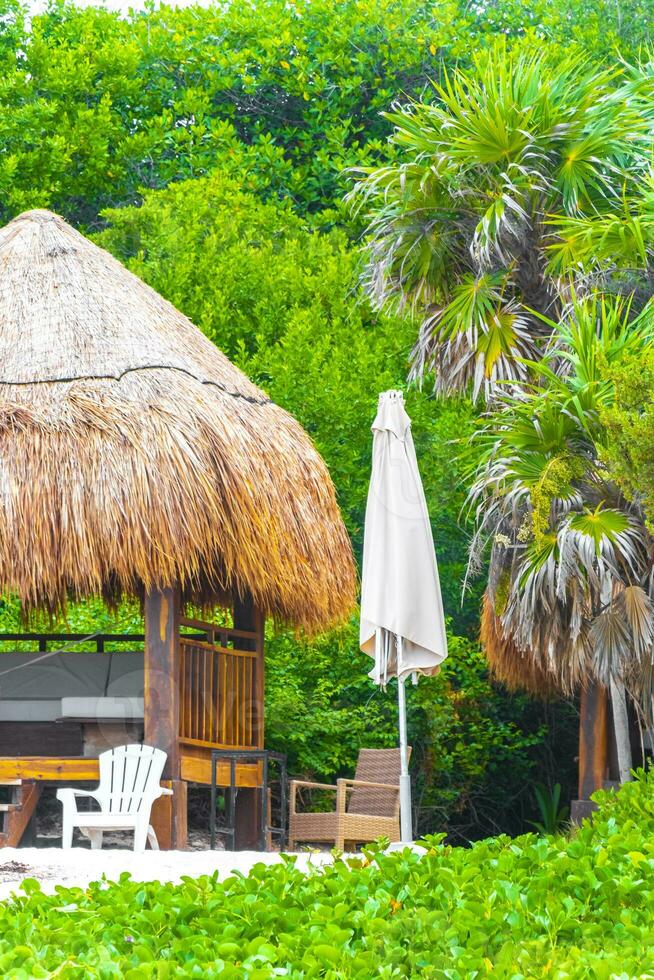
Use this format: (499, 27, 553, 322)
(144, 584, 186, 849)
(150, 779, 187, 851)
(179, 617, 258, 642)
(0, 757, 100, 782)
(578, 680, 609, 801)
(233, 594, 265, 749)
(2, 783, 41, 848)
(180, 752, 262, 787)
(234, 788, 264, 849)
(144, 585, 181, 781)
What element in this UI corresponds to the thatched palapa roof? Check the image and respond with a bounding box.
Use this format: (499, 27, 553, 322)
(0, 209, 356, 627)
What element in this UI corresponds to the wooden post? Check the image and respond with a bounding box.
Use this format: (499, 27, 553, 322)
(144, 584, 186, 849)
(234, 787, 264, 850)
(233, 594, 265, 749)
(571, 680, 608, 824)
(233, 594, 266, 848)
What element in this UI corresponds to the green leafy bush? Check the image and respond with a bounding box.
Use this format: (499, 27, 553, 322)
(601, 346, 654, 529)
(3, 773, 654, 976)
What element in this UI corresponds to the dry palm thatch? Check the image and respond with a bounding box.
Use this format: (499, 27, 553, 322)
(0, 209, 356, 628)
(480, 593, 561, 698)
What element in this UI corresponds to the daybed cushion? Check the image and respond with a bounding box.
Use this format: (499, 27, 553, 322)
(59, 696, 144, 721)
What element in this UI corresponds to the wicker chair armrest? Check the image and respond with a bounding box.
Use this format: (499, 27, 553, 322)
(337, 778, 400, 792)
(289, 779, 338, 815)
(291, 780, 338, 792)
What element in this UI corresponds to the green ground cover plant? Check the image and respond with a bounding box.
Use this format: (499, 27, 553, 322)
(3, 772, 654, 977)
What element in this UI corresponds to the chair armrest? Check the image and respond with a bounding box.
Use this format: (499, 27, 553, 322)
(289, 779, 337, 815)
(142, 786, 174, 807)
(56, 787, 101, 810)
(291, 780, 338, 792)
(337, 779, 400, 792)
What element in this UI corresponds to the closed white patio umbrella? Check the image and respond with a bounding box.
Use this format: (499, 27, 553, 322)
(360, 390, 448, 842)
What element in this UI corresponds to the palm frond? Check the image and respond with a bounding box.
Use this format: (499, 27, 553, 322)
(590, 610, 632, 683)
(616, 585, 654, 659)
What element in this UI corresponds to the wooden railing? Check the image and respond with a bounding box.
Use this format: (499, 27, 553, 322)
(0, 633, 146, 653)
(178, 618, 262, 751)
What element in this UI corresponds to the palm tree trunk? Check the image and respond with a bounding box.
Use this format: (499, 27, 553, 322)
(578, 681, 608, 800)
(609, 677, 632, 784)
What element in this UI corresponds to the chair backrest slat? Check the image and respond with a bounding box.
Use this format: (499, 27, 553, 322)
(97, 744, 166, 815)
(347, 748, 409, 817)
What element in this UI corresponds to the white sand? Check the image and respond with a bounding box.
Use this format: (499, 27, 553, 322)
(0, 847, 333, 902)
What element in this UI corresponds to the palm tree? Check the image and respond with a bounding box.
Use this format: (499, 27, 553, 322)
(350, 46, 651, 399)
(467, 295, 654, 788)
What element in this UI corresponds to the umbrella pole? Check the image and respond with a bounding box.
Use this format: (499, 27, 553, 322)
(397, 671, 413, 842)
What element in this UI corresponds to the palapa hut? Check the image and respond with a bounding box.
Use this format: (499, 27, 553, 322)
(0, 209, 356, 848)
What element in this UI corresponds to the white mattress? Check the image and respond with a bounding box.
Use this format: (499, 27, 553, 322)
(0, 699, 61, 722)
(59, 696, 144, 721)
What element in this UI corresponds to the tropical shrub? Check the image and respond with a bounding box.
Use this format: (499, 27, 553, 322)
(3, 772, 654, 975)
(602, 344, 654, 528)
(529, 782, 570, 835)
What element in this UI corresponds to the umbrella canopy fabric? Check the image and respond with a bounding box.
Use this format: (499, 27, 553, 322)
(360, 390, 448, 682)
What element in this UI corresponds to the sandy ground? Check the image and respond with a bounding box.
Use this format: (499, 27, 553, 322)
(0, 846, 334, 902)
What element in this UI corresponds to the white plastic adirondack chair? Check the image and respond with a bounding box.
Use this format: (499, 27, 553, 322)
(56, 744, 173, 852)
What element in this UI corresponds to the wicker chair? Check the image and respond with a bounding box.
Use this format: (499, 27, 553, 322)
(288, 748, 409, 850)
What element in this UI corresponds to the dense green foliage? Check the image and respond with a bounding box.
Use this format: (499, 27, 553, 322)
(602, 346, 654, 527)
(3, 774, 654, 975)
(0, 0, 650, 227)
